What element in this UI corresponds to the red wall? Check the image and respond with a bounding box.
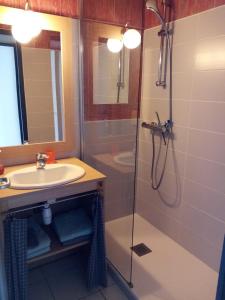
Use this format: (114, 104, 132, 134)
(145, 0, 225, 29)
(0, 0, 79, 18)
(1, 1, 225, 29)
(83, 0, 144, 29)
(0, 0, 144, 29)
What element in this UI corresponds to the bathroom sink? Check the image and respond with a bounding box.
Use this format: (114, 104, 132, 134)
(7, 164, 86, 190)
(113, 151, 135, 167)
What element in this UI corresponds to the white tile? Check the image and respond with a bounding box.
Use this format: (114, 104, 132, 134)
(173, 15, 197, 45)
(195, 36, 225, 71)
(187, 129, 225, 164)
(172, 72, 192, 100)
(173, 42, 195, 73)
(143, 26, 161, 50)
(141, 98, 169, 121)
(192, 70, 225, 102)
(196, 6, 225, 39)
(141, 75, 169, 100)
(136, 179, 183, 222)
(178, 225, 222, 272)
(183, 179, 225, 222)
(138, 142, 186, 177)
(138, 160, 183, 203)
(180, 203, 225, 248)
(172, 100, 190, 127)
(189, 101, 225, 134)
(142, 48, 160, 76)
(185, 155, 225, 195)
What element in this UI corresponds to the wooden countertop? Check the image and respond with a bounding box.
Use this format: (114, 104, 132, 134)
(0, 158, 106, 211)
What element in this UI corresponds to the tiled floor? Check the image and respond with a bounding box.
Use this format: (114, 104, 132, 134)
(28, 253, 129, 300)
(106, 213, 219, 300)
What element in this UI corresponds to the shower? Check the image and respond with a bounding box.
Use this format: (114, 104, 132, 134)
(142, 0, 173, 190)
(146, 0, 165, 27)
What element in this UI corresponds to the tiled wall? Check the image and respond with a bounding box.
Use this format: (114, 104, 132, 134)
(83, 119, 136, 221)
(145, 0, 225, 29)
(137, 5, 225, 271)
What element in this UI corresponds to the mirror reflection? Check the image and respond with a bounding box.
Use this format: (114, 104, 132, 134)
(0, 27, 63, 147)
(93, 38, 130, 104)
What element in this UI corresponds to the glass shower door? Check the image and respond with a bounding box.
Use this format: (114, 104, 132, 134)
(80, 20, 141, 284)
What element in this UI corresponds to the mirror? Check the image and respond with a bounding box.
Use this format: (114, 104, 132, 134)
(0, 27, 63, 147)
(0, 6, 76, 167)
(83, 21, 141, 121)
(93, 38, 130, 105)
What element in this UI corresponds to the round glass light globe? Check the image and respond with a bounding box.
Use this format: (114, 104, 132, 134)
(107, 38, 123, 53)
(123, 29, 141, 49)
(12, 10, 42, 44)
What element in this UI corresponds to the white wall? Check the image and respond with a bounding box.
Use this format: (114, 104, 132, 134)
(136, 5, 225, 271)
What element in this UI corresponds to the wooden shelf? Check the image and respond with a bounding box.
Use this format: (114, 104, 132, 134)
(27, 225, 90, 267)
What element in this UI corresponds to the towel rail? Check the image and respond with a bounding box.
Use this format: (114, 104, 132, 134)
(5, 190, 99, 217)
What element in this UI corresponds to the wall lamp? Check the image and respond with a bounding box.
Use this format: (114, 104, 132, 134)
(107, 27, 141, 53)
(11, 0, 42, 44)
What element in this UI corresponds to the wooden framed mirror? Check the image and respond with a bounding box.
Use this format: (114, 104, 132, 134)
(0, 6, 77, 166)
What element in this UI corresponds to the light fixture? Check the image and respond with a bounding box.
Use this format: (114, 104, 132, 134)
(123, 29, 141, 49)
(107, 38, 123, 53)
(11, 0, 42, 44)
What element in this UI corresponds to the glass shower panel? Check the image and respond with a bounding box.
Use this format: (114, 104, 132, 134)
(81, 20, 141, 284)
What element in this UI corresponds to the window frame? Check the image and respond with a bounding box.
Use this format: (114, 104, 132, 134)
(0, 29, 28, 144)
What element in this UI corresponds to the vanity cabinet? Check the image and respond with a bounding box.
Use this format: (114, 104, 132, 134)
(0, 158, 106, 300)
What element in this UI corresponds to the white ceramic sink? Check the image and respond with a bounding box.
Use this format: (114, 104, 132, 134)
(7, 164, 86, 190)
(113, 151, 135, 167)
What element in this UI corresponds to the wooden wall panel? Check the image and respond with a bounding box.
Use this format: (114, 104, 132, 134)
(145, 0, 225, 29)
(0, 0, 79, 18)
(83, 0, 143, 29)
(0, 0, 144, 28)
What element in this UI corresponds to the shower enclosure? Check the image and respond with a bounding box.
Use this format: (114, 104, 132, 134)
(79, 17, 142, 285)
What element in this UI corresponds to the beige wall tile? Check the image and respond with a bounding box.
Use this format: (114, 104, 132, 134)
(188, 129, 225, 164)
(183, 179, 225, 222)
(196, 6, 225, 39)
(189, 101, 225, 133)
(185, 155, 225, 195)
(195, 36, 225, 70)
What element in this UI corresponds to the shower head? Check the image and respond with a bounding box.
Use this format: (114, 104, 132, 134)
(146, 0, 165, 26)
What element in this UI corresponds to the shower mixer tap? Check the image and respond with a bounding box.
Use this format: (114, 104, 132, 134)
(141, 112, 172, 145)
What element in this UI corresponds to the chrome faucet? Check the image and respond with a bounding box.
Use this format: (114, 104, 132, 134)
(141, 112, 172, 145)
(36, 153, 49, 169)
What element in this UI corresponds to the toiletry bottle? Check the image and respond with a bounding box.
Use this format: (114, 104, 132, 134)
(42, 204, 52, 225)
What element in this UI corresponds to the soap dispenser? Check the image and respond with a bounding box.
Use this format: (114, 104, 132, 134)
(42, 204, 52, 225)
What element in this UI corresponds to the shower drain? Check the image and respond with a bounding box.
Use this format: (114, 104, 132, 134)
(131, 243, 152, 257)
